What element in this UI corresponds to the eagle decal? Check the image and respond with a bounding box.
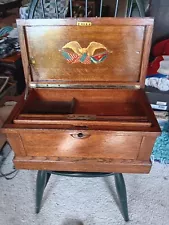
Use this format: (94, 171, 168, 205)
(61, 41, 112, 64)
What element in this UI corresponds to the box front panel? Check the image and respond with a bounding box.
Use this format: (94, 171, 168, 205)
(19, 131, 142, 160)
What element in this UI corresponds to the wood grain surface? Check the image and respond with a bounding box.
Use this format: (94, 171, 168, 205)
(19, 131, 142, 159)
(25, 25, 144, 82)
(17, 18, 154, 88)
(14, 156, 152, 173)
(1, 18, 161, 174)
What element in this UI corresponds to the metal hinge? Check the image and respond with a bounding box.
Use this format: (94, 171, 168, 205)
(29, 83, 140, 89)
(24, 57, 37, 100)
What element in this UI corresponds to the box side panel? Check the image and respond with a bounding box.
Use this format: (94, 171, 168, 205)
(137, 136, 157, 161)
(7, 133, 26, 156)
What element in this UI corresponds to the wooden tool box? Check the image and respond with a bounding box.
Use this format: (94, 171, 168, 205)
(2, 18, 161, 173)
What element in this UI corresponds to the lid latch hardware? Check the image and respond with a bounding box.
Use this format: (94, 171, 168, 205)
(77, 22, 92, 26)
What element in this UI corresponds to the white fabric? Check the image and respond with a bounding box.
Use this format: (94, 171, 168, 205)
(145, 77, 169, 91)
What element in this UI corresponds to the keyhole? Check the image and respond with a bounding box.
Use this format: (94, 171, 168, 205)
(77, 133, 84, 138)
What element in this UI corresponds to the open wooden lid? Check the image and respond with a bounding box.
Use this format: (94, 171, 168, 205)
(17, 18, 154, 88)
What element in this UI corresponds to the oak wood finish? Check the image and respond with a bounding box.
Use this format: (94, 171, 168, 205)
(26, 25, 144, 82)
(2, 18, 161, 173)
(19, 131, 142, 158)
(17, 18, 154, 88)
(7, 133, 26, 156)
(14, 156, 151, 174)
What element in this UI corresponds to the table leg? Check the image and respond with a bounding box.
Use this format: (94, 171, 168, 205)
(35, 171, 129, 221)
(36, 170, 50, 213)
(46, 172, 51, 187)
(114, 173, 129, 222)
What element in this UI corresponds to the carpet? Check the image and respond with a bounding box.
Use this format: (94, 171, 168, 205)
(151, 122, 169, 163)
(0, 147, 169, 225)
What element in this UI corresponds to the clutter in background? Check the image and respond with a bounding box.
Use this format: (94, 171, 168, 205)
(0, 27, 19, 59)
(150, 108, 169, 164)
(146, 38, 169, 112)
(146, 39, 169, 91)
(0, 27, 18, 97)
(0, 77, 9, 94)
(154, 111, 169, 129)
(0, 26, 13, 37)
(142, 38, 169, 163)
(145, 75, 169, 92)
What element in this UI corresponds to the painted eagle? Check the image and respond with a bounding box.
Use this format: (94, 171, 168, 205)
(62, 41, 108, 56)
(61, 41, 111, 64)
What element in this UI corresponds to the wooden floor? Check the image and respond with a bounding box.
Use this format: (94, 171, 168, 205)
(0, 8, 19, 27)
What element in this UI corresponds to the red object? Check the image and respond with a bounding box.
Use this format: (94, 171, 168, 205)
(147, 38, 169, 76)
(152, 39, 169, 57)
(147, 56, 163, 75)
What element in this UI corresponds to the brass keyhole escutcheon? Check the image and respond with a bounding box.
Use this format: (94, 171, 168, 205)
(70, 132, 91, 139)
(77, 132, 84, 138)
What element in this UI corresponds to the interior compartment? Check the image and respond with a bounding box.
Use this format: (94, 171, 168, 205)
(11, 88, 156, 129)
(21, 97, 76, 114)
(20, 88, 146, 116)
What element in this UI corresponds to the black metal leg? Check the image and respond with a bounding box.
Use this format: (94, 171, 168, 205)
(45, 172, 51, 187)
(114, 173, 129, 222)
(135, 0, 145, 17)
(36, 170, 50, 213)
(35, 171, 129, 220)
